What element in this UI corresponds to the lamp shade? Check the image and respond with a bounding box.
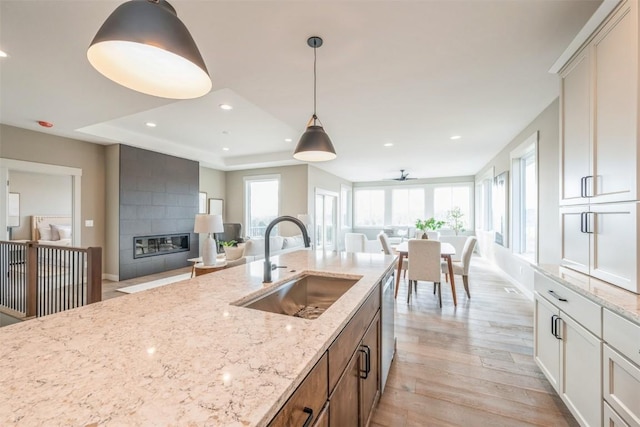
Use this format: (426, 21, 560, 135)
(293, 124, 337, 162)
(87, 0, 211, 99)
(194, 214, 224, 234)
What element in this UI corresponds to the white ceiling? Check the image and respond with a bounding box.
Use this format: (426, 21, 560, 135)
(0, 0, 601, 182)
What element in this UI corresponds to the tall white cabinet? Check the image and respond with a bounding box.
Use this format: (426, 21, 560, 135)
(558, 0, 640, 294)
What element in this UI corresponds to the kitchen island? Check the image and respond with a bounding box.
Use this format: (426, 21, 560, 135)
(0, 250, 396, 426)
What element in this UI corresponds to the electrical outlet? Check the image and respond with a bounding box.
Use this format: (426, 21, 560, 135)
(85, 220, 94, 227)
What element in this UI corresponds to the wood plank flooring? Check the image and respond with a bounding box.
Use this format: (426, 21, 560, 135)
(101, 266, 191, 300)
(371, 256, 578, 427)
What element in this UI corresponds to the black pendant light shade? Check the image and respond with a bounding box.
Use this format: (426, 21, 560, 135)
(294, 115, 337, 161)
(293, 36, 337, 162)
(87, 0, 211, 99)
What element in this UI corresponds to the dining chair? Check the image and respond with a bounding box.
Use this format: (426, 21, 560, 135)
(407, 239, 445, 306)
(378, 232, 408, 277)
(345, 233, 366, 253)
(442, 236, 477, 298)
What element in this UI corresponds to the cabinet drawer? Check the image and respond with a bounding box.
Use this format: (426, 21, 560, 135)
(604, 309, 640, 367)
(534, 272, 602, 336)
(269, 352, 328, 427)
(603, 344, 640, 427)
(328, 283, 380, 392)
(604, 401, 631, 427)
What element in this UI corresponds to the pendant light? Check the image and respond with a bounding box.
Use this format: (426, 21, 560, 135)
(87, 0, 211, 99)
(293, 36, 337, 162)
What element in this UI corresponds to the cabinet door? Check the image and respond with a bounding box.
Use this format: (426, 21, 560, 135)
(592, 0, 638, 203)
(603, 401, 631, 427)
(560, 50, 591, 205)
(330, 349, 360, 427)
(360, 314, 380, 427)
(313, 403, 329, 427)
(534, 294, 561, 392)
(560, 313, 602, 427)
(590, 202, 640, 293)
(560, 206, 590, 274)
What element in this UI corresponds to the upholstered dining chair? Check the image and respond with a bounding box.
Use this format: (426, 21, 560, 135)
(442, 236, 477, 298)
(345, 233, 367, 253)
(378, 232, 408, 277)
(407, 239, 446, 306)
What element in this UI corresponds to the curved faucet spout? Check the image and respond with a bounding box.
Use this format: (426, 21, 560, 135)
(263, 215, 311, 283)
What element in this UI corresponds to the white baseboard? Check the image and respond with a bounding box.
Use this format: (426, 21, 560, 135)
(103, 273, 119, 282)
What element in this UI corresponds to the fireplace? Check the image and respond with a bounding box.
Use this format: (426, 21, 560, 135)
(134, 234, 190, 259)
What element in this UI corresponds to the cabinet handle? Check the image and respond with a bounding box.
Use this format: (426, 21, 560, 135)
(301, 407, 314, 427)
(580, 176, 586, 198)
(554, 316, 563, 340)
(585, 175, 594, 198)
(359, 345, 371, 379)
(551, 314, 557, 337)
(585, 211, 594, 234)
(580, 212, 585, 233)
(547, 290, 568, 302)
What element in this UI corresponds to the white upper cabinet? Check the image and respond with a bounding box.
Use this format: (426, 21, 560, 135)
(559, 0, 640, 205)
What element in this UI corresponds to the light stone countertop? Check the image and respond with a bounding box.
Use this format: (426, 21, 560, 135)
(535, 264, 640, 324)
(0, 250, 396, 426)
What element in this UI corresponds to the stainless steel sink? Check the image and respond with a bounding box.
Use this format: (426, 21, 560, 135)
(238, 274, 361, 320)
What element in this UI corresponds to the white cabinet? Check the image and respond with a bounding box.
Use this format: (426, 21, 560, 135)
(603, 309, 640, 427)
(534, 273, 602, 427)
(559, 0, 640, 206)
(560, 202, 640, 293)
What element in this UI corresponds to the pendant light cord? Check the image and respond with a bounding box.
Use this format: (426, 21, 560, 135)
(313, 43, 317, 123)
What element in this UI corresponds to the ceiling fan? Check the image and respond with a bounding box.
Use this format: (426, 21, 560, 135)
(390, 169, 417, 182)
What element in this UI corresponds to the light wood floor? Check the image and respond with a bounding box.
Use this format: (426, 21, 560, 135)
(101, 258, 577, 426)
(371, 256, 578, 427)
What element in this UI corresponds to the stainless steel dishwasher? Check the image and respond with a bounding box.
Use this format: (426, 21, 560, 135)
(380, 267, 396, 392)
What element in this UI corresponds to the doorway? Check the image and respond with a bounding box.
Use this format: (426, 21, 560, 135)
(315, 189, 338, 251)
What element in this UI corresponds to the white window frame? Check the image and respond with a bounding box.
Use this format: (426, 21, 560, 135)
(243, 174, 280, 238)
(390, 186, 425, 226)
(353, 187, 386, 228)
(427, 182, 475, 231)
(340, 184, 352, 229)
(510, 132, 538, 262)
(475, 167, 494, 231)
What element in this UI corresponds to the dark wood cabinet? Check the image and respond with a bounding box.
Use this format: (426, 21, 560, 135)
(270, 281, 383, 427)
(269, 352, 328, 427)
(330, 350, 360, 426)
(360, 313, 380, 426)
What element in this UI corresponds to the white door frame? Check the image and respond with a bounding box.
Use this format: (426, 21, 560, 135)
(0, 158, 82, 245)
(315, 188, 338, 251)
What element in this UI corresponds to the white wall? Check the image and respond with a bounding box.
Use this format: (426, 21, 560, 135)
(474, 99, 560, 296)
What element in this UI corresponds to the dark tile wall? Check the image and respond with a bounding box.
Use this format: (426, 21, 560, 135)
(119, 145, 199, 280)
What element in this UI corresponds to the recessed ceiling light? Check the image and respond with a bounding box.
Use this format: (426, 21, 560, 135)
(284, 138, 293, 142)
(450, 135, 461, 140)
(384, 143, 394, 147)
(222, 147, 230, 151)
(146, 122, 157, 128)
(0, 50, 7, 58)
(219, 104, 233, 110)
(222, 130, 229, 135)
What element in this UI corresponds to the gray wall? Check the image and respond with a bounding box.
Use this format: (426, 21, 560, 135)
(0, 124, 105, 250)
(474, 99, 560, 296)
(225, 164, 309, 237)
(8, 171, 72, 240)
(118, 145, 199, 280)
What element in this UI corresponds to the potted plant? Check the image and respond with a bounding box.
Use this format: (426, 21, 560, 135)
(415, 217, 445, 238)
(446, 207, 465, 235)
(220, 240, 243, 260)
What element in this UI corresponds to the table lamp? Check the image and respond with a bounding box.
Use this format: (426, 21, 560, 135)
(194, 214, 224, 265)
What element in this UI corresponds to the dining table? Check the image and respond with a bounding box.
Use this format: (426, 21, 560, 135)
(393, 240, 458, 305)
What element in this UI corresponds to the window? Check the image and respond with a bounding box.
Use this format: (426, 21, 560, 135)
(433, 185, 471, 230)
(244, 175, 279, 237)
(511, 132, 538, 261)
(340, 184, 352, 229)
(354, 189, 384, 227)
(475, 168, 493, 231)
(391, 188, 424, 226)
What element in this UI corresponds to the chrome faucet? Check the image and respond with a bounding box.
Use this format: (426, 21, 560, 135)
(263, 215, 311, 283)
